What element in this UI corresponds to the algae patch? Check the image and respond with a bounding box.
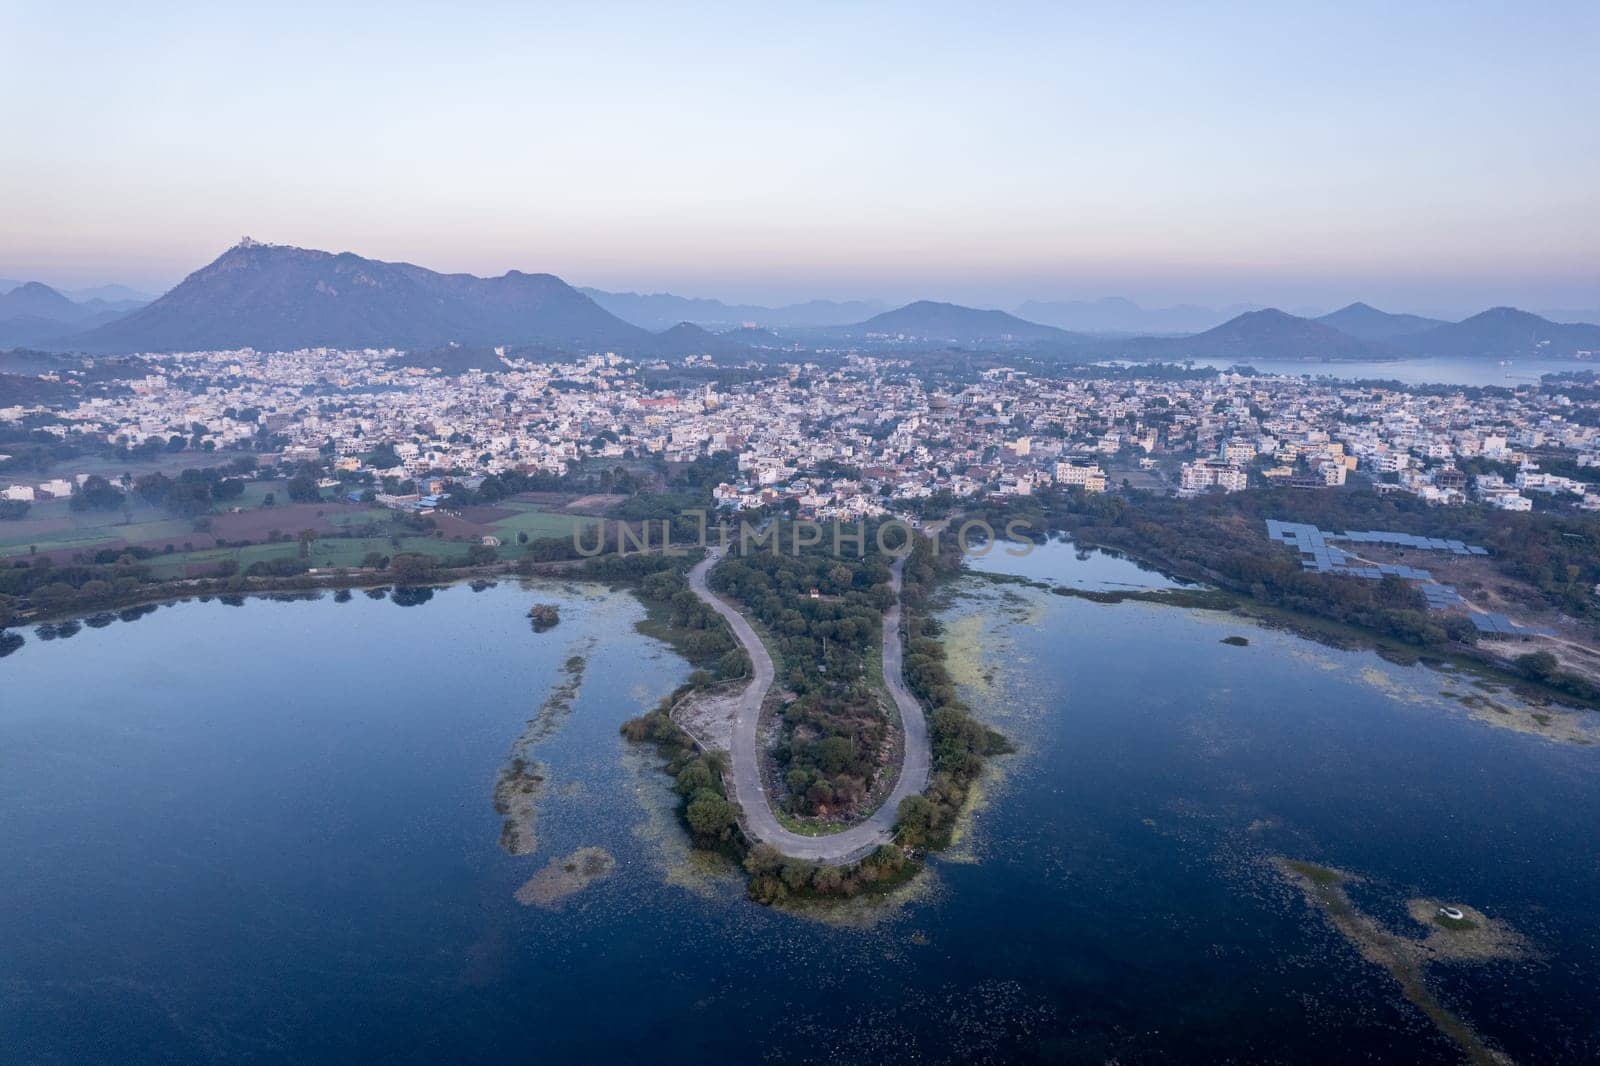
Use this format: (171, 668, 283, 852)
(1274, 856, 1527, 1065)
(515, 847, 616, 908)
(492, 640, 593, 856)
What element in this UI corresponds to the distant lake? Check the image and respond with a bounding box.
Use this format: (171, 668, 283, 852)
(3, 565, 1598, 1063)
(965, 532, 1193, 591)
(1193, 356, 1567, 387)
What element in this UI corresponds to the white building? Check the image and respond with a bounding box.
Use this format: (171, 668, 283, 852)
(1179, 460, 1248, 497)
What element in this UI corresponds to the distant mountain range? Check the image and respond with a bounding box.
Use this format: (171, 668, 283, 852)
(1016, 297, 1269, 335)
(0, 281, 148, 349)
(10, 242, 1600, 364)
(579, 288, 885, 331)
(1094, 308, 1382, 360)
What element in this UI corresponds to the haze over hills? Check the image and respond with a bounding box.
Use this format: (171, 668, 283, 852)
(1016, 297, 1268, 335)
(1401, 307, 1600, 359)
(845, 300, 1084, 345)
(0, 282, 84, 323)
(1314, 302, 1445, 342)
(1097, 308, 1385, 361)
(11, 240, 1600, 363)
(0, 281, 149, 349)
(69, 241, 661, 355)
(579, 288, 885, 331)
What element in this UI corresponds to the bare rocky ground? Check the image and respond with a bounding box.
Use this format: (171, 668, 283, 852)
(671, 683, 742, 754)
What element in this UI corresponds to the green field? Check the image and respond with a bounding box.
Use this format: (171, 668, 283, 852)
(489, 502, 597, 543)
(139, 534, 486, 580)
(0, 498, 196, 557)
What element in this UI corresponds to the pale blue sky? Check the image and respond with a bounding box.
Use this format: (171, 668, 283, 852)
(3, 1, 1596, 312)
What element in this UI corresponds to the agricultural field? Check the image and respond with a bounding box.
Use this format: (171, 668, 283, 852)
(138, 534, 476, 580)
(486, 499, 599, 543)
(0, 498, 195, 559)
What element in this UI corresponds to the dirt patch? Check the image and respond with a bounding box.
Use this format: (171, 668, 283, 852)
(456, 504, 517, 525)
(209, 502, 340, 541)
(565, 493, 626, 514)
(671, 684, 742, 753)
(514, 847, 616, 908)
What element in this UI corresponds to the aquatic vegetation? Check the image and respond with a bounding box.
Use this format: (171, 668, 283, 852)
(493, 641, 592, 855)
(514, 847, 616, 908)
(1275, 856, 1528, 1065)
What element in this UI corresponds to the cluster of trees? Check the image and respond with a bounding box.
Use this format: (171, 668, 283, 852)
(773, 684, 885, 817)
(134, 461, 255, 517)
(742, 841, 909, 906)
(1514, 651, 1600, 704)
(0, 554, 155, 620)
(69, 475, 126, 512)
(711, 535, 892, 692)
(620, 698, 739, 850)
(892, 534, 1012, 849)
(709, 526, 900, 819)
(635, 567, 742, 673)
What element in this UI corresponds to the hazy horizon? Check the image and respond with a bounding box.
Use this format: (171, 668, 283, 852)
(3, 1, 1597, 314)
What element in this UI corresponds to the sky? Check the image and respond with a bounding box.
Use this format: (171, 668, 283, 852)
(2, 1, 1597, 314)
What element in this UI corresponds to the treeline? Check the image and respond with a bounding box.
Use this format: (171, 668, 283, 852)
(954, 486, 1600, 707)
(618, 689, 916, 904)
(132, 458, 258, 516)
(635, 566, 744, 677)
(892, 533, 1013, 850)
(620, 698, 741, 854)
(960, 488, 1554, 649)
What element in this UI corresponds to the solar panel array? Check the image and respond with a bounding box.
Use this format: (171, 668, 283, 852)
(1470, 613, 1556, 638)
(1421, 584, 1463, 609)
(1337, 531, 1482, 556)
(1267, 520, 1552, 638)
(1266, 520, 1496, 618)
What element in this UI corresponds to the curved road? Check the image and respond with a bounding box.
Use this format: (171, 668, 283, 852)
(686, 549, 930, 864)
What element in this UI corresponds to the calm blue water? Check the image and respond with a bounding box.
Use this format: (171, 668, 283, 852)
(966, 533, 1192, 591)
(1195, 356, 1552, 387)
(3, 569, 1598, 1063)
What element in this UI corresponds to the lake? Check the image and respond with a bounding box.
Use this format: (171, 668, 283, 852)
(3, 567, 1598, 1063)
(964, 533, 1193, 591)
(1195, 356, 1559, 387)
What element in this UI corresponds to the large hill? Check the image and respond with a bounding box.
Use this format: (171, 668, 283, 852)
(1016, 297, 1262, 335)
(68, 241, 657, 355)
(1402, 307, 1600, 359)
(1314, 302, 1445, 342)
(580, 288, 884, 331)
(652, 321, 751, 358)
(1099, 308, 1382, 361)
(847, 300, 1082, 345)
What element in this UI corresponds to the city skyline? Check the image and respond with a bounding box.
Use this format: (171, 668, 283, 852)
(3, 1, 1597, 310)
